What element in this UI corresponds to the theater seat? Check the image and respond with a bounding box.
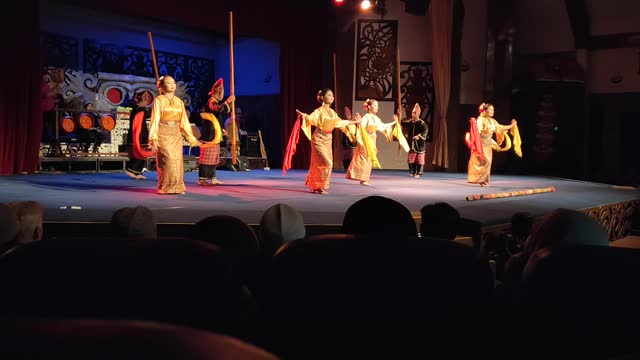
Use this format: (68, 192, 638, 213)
(263, 233, 494, 358)
(0, 319, 278, 360)
(520, 245, 640, 358)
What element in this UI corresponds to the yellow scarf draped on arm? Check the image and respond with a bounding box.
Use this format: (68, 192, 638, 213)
(199, 112, 223, 148)
(493, 123, 522, 157)
(510, 123, 522, 157)
(359, 125, 381, 169)
(390, 123, 410, 152)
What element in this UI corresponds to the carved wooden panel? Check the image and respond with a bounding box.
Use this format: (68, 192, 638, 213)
(399, 61, 435, 142)
(83, 40, 124, 74)
(42, 33, 214, 115)
(123, 47, 156, 78)
(583, 200, 640, 242)
(355, 20, 398, 101)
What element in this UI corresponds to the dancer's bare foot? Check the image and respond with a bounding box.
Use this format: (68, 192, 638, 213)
(360, 181, 370, 186)
(211, 178, 224, 185)
(124, 169, 138, 179)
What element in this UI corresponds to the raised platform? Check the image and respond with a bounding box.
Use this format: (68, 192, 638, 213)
(1, 170, 638, 247)
(38, 154, 269, 174)
(39, 155, 128, 173)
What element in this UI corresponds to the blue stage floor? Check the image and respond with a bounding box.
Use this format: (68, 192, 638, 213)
(0, 169, 638, 227)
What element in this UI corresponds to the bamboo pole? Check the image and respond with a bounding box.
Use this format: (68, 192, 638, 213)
(333, 52, 338, 111)
(147, 32, 160, 81)
(332, 52, 343, 168)
(396, 47, 402, 118)
(229, 12, 237, 165)
(395, 48, 403, 157)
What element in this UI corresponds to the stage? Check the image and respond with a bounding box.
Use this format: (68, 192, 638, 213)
(1, 168, 638, 242)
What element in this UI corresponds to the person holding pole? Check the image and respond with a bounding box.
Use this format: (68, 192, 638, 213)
(198, 78, 235, 185)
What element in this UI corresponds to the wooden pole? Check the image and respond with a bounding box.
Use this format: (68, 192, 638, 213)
(333, 52, 339, 111)
(147, 32, 160, 81)
(396, 47, 402, 118)
(395, 48, 403, 158)
(332, 52, 343, 169)
(229, 12, 237, 165)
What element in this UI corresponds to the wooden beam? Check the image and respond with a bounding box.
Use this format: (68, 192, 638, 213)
(564, 0, 590, 49)
(588, 32, 640, 50)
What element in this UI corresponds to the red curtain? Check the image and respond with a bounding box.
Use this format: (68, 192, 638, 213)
(0, 0, 41, 175)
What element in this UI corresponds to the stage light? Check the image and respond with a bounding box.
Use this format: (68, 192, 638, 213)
(334, 0, 345, 4)
(361, 0, 372, 10)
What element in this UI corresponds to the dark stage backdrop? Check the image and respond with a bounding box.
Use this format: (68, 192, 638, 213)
(1, 0, 334, 174)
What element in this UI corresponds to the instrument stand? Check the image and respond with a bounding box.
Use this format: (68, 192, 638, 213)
(45, 110, 63, 157)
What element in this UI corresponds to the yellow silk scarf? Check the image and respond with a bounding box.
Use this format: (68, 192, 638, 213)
(199, 112, 223, 149)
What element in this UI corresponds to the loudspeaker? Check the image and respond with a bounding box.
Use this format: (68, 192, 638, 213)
(244, 135, 261, 157)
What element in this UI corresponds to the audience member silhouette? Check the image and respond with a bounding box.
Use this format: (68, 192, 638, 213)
(110, 206, 157, 240)
(259, 203, 305, 258)
(342, 195, 417, 237)
(507, 211, 533, 254)
(190, 215, 259, 283)
(419, 202, 460, 240)
(503, 208, 609, 291)
(0, 203, 20, 256)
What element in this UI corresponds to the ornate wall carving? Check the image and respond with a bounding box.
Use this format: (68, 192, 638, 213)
(399, 61, 435, 142)
(355, 20, 398, 101)
(583, 200, 640, 242)
(42, 33, 214, 114)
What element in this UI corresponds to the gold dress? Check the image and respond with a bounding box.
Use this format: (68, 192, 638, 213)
(148, 95, 198, 194)
(467, 116, 506, 184)
(346, 113, 395, 182)
(302, 107, 350, 191)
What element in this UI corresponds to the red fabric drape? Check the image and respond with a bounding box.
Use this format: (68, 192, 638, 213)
(132, 112, 154, 159)
(282, 115, 302, 175)
(0, 0, 41, 175)
(465, 117, 485, 159)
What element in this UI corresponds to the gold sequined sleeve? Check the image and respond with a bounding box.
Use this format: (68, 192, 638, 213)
(148, 96, 163, 144)
(178, 98, 198, 146)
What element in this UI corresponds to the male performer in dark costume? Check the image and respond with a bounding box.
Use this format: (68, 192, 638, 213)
(401, 103, 429, 178)
(198, 78, 235, 185)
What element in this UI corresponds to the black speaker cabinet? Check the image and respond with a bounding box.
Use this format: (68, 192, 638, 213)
(244, 134, 261, 157)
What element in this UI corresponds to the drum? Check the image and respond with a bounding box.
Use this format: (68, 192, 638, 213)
(60, 115, 76, 133)
(77, 112, 96, 130)
(99, 114, 116, 132)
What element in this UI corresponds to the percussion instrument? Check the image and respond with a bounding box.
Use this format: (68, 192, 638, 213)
(78, 112, 96, 130)
(60, 115, 76, 133)
(99, 114, 116, 132)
